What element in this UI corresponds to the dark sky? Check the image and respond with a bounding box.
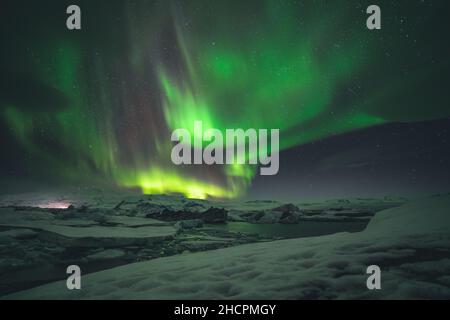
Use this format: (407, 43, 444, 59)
(0, 0, 449, 200)
(250, 118, 450, 200)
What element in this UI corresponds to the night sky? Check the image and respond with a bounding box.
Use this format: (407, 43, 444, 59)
(1, 0, 449, 200)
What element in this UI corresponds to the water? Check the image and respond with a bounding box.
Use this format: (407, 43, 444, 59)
(207, 220, 368, 239)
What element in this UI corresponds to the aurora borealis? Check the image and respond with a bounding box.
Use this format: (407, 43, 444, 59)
(1, 0, 450, 199)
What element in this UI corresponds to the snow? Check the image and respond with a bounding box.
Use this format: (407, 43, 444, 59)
(3, 194, 449, 300)
(365, 195, 450, 236)
(86, 249, 126, 262)
(0, 207, 176, 239)
(0, 229, 37, 240)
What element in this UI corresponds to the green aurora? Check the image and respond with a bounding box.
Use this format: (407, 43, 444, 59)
(1, 0, 449, 198)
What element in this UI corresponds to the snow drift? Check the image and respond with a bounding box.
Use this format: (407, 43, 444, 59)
(4, 194, 450, 299)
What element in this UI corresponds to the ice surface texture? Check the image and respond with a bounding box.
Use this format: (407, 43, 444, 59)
(4, 194, 449, 299)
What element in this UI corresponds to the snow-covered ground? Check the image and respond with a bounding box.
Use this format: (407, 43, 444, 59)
(4, 194, 449, 299)
(0, 187, 406, 223)
(0, 207, 176, 239)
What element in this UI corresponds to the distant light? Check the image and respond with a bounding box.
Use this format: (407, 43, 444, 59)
(37, 201, 71, 209)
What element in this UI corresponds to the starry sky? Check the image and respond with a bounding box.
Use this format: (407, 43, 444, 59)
(0, 0, 449, 200)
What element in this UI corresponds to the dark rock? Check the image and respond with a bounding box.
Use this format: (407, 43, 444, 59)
(146, 207, 227, 224)
(334, 211, 374, 217)
(202, 207, 227, 223)
(137, 202, 168, 214)
(77, 205, 89, 213)
(272, 203, 300, 213)
(174, 219, 204, 230)
(279, 212, 301, 224)
(114, 200, 125, 210)
(249, 211, 265, 222)
(183, 201, 206, 210)
(245, 200, 278, 204)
